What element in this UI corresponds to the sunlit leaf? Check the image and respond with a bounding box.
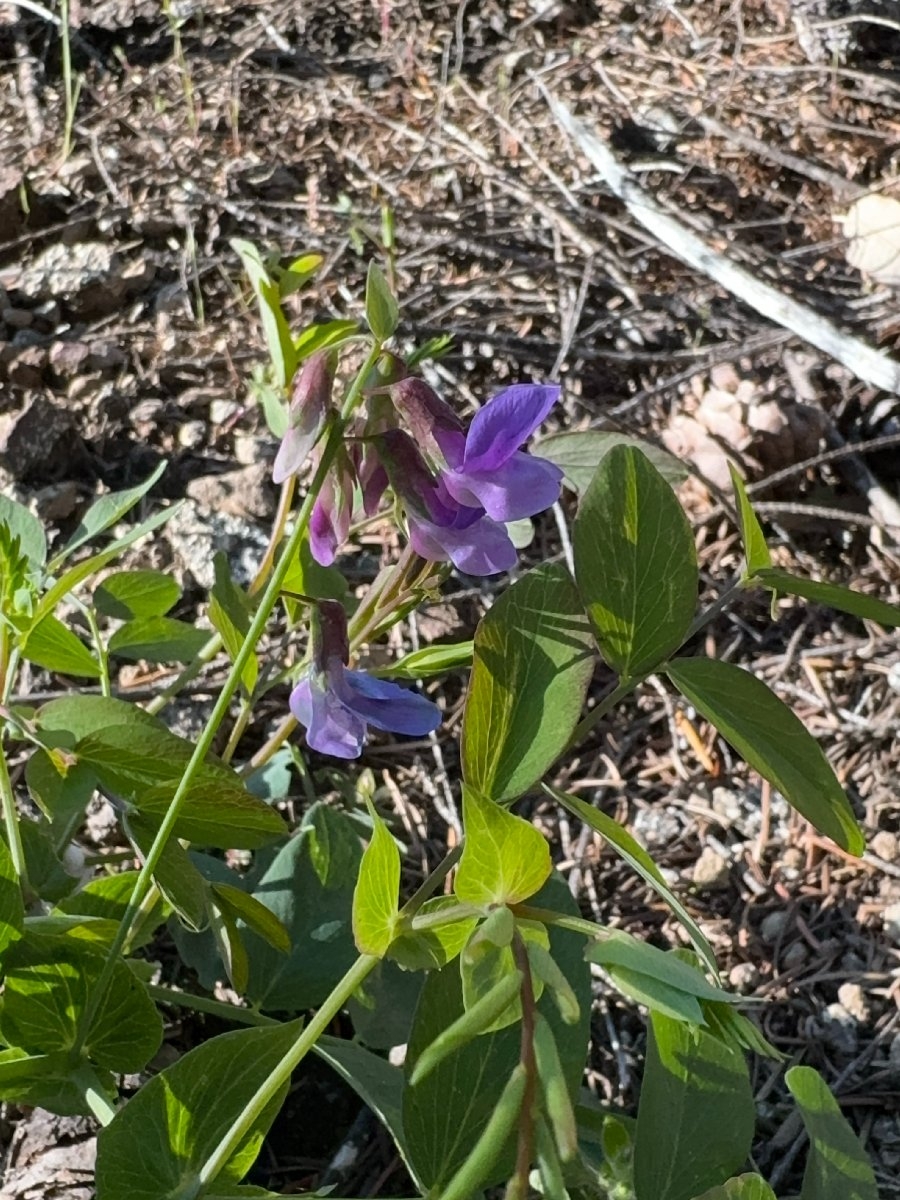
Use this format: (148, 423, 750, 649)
(455, 787, 551, 908)
(787, 1065, 878, 1200)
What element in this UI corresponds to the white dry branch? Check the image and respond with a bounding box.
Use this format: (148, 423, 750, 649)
(544, 92, 900, 398)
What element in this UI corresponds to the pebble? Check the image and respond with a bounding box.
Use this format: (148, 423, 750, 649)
(728, 962, 760, 993)
(782, 941, 808, 971)
(837, 981, 871, 1024)
(692, 846, 731, 890)
(177, 420, 207, 449)
(817, 1003, 859, 1055)
(870, 830, 899, 862)
(882, 902, 900, 945)
(760, 909, 791, 944)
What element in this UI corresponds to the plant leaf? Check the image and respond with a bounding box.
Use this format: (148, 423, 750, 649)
(755, 567, 900, 627)
(667, 657, 864, 855)
(56, 462, 167, 564)
(0, 493, 46, 569)
(94, 569, 181, 620)
(462, 563, 594, 802)
(787, 1065, 878, 1200)
(455, 787, 551, 907)
(21, 614, 101, 678)
(729, 464, 771, 577)
(633, 1009, 755, 1200)
(535, 429, 688, 494)
(574, 444, 697, 676)
(0, 1049, 116, 1118)
(352, 798, 401, 957)
(232, 238, 297, 387)
(378, 641, 474, 680)
(108, 616, 211, 663)
(209, 552, 258, 695)
(0, 834, 24, 966)
(95, 1019, 304, 1199)
(693, 1174, 777, 1200)
(365, 260, 399, 341)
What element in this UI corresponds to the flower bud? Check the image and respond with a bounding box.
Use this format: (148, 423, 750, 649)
(373, 429, 456, 525)
(390, 377, 465, 466)
(272, 351, 336, 484)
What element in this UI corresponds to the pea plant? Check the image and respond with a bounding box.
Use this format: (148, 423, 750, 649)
(0, 242, 889, 1200)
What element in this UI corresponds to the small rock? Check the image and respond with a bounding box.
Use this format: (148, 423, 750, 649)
(2, 306, 32, 328)
(34, 480, 80, 522)
(837, 981, 871, 1023)
(165, 500, 269, 589)
(882, 902, 900, 945)
(728, 962, 759, 993)
(210, 398, 240, 425)
(692, 846, 731, 890)
(632, 806, 681, 848)
(816, 1003, 859, 1056)
(185, 463, 274, 522)
(177, 420, 207, 450)
(711, 786, 742, 825)
(4, 342, 47, 388)
(760, 909, 791, 944)
(0, 396, 75, 477)
(870, 830, 899, 862)
(234, 432, 266, 466)
(49, 339, 91, 376)
(782, 940, 808, 971)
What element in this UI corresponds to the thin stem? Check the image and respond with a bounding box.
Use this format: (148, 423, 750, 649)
(221, 696, 252, 765)
(78, 600, 110, 698)
(0, 739, 27, 890)
(242, 712, 296, 775)
(400, 842, 463, 919)
(512, 904, 607, 942)
(146, 984, 277, 1028)
(248, 476, 296, 598)
(73, 341, 383, 1059)
(196, 953, 378, 1191)
(508, 933, 538, 1200)
(567, 675, 640, 751)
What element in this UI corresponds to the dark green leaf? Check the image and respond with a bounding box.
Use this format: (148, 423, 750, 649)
(365, 260, 399, 340)
(19, 820, 78, 902)
(693, 1174, 777, 1200)
(0, 933, 162, 1073)
(26, 748, 96, 832)
(127, 816, 211, 932)
(535, 429, 688, 494)
(21, 615, 101, 677)
(94, 569, 180, 620)
(0, 834, 23, 965)
(232, 238, 297, 388)
(634, 1009, 755, 1200)
(729, 464, 771, 577)
(209, 552, 258, 694)
(787, 1065, 878, 1200)
(462, 563, 595, 802)
(346, 957, 423, 1049)
(352, 798, 401, 957)
(574, 445, 697, 676)
(455, 787, 551, 907)
(0, 1049, 116, 1117)
(109, 615, 211, 663)
(667, 657, 864, 855)
(756, 568, 900, 627)
(36, 693, 163, 744)
(0, 493, 46, 569)
(57, 462, 167, 563)
(213, 883, 291, 955)
(96, 1019, 304, 1199)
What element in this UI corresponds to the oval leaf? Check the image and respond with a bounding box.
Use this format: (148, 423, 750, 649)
(462, 563, 594, 802)
(574, 444, 697, 676)
(21, 615, 101, 678)
(787, 1066, 878, 1200)
(535, 429, 688, 494)
(667, 657, 864, 856)
(352, 798, 401, 957)
(94, 569, 180, 620)
(455, 787, 551, 907)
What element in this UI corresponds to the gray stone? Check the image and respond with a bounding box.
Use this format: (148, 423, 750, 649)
(692, 846, 731, 890)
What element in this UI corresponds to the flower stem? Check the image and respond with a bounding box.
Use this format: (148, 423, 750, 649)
(507, 933, 538, 1200)
(0, 738, 27, 892)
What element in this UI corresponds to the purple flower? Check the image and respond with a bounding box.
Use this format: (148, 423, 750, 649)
(290, 601, 441, 758)
(309, 449, 355, 566)
(439, 384, 563, 521)
(272, 352, 335, 485)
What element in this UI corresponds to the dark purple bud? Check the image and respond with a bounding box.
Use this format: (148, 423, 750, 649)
(390, 378, 466, 467)
(310, 599, 350, 671)
(272, 351, 336, 484)
(374, 429, 456, 525)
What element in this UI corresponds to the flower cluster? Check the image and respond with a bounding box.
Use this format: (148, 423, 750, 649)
(290, 600, 441, 759)
(275, 354, 563, 577)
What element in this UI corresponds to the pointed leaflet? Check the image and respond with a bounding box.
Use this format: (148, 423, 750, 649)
(108, 616, 211, 663)
(787, 1066, 877, 1200)
(535, 429, 688, 494)
(96, 1020, 304, 1199)
(756, 567, 900, 627)
(0, 834, 23, 965)
(365, 260, 399, 341)
(0, 1049, 116, 1118)
(0, 492, 46, 569)
(56, 462, 167, 564)
(455, 787, 551, 907)
(667, 657, 864, 855)
(231, 238, 297, 387)
(634, 1008, 755, 1200)
(574, 444, 697, 676)
(94, 568, 180, 620)
(21, 615, 101, 677)
(729, 464, 771, 578)
(352, 797, 401, 957)
(462, 563, 594, 802)
(693, 1176, 777, 1200)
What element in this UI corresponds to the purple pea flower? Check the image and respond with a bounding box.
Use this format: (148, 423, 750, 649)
(272, 351, 335, 485)
(309, 448, 356, 566)
(290, 601, 441, 759)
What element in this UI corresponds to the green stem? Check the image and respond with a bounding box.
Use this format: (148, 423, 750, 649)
(221, 696, 252, 765)
(0, 738, 27, 890)
(196, 953, 378, 1191)
(73, 341, 383, 1059)
(567, 675, 640, 750)
(513, 905, 607, 941)
(78, 600, 111, 698)
(74, 1066, 118, 1126)
(146, 984, 277, 1028)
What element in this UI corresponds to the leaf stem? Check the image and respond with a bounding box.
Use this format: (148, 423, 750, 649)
(0, 738, 27, 890)
(507, 932, 538, 1200)
(146, 983, 278, 1028)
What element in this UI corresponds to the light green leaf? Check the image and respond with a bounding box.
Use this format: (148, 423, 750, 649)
(108, 615, 211, 663)
(0, 834, 24, 965)
(213, 883, 291, 955)
(546, 783, 718, 976)
(460, 917, 547, 1033)
(55, 462, 167, 564)
(462, 563, 594, 803)
(365, 260, 399, 341)
(0, 493, 46, 569)
(787, 1065, 878, 1200)
(279, 251, 323, 297)
(634, 1009, 755, 1200)
(729, 464, 771, 577)
(94, 569, 180, 620)
(379, 641, 474, 680)
(36, 693, 162, 743)
(455, 787, 551, 907)
(21, 614, 101, 677)
(667, 657, 864, 856)
(95, 1020, 304, 1199)
(693, 1173, 777, 1200)
(56, 869, 167, 949)
(232, 238, 297, 387)
(756, 567, 900, 627)
(209, 552, 258, 695)
(352, 798, 401, 957)
(294, 317, 359, 358)
(535, 429, 688, 494)
(574, 444, 697, 676)
(0, 1049, 116, 1118)
(0, 933, 162, 1072)
(389, 897, 478, 972)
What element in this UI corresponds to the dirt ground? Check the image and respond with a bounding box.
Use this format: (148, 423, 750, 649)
(2, 0, 900, 1196)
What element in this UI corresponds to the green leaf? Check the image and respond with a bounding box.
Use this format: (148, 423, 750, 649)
(347, 956, 423, 1049)
(95, 1019, 304, 1200)
(729, 464, 771, 577)
(634, 1009, 755, 1200)
(0, 1049, 116, 1117)
(0, 933, 162, 1072)
(56, 870, 167, 949)
(755, 567, 900, 627)
(667, 657, 864, 855)
(365, 260, 399, 340)
(0, 834, 24, 965)
(36, 692, 167, 743)
(232, 238, 297, 388)
(693, 1174, 777, 1200)
(389, 897, 478, 972)
(294, 317, 359, 357)
(0, 493, 46, 569)
(56, 462, 167, 564)
(213, 883, 291, 955)
(535, 429, 688, 494)
(19, 819, 79, 902)
(352, 798, 401, 957)
(462, 563, 595, 802)
(378, 641, 474, 679)
(209, 552, 258, 695)
(26, 748, 96, 832)
(281, 531, 349, 612)
(279, 251, 323, 297)
(787, 1065, 878, 1200)
(127, 816, 211, 933)
(410, 969, 524, 1084)
(94, 569, 180, 620)
(460, 917, 547, 1033)
(546, 784, 718, 976)
(574, 444, 697, 676)
(455, 787, 551, 907)
(21, 614, 101, 677)
(108, 615, 211, 663)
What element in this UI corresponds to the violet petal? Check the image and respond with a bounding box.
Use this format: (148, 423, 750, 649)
(408, 512, 518, 575)
(342, 669, 442, 736)
(290, 674, 366, 759)
(443, 452, 563, 521)
(462, 384, 561, 472)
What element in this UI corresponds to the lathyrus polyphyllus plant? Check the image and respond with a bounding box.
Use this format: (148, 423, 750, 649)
(289, 598, 441, 758)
